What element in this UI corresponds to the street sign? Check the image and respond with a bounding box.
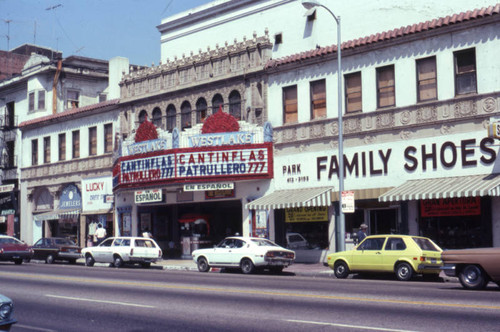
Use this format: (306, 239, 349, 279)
(342, 191, 355, 213)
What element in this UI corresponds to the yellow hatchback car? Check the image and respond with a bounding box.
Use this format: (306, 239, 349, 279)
(326, 235, 443, 281)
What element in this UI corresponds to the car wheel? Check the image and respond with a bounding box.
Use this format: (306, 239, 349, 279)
(85, 254, 95, 267)
(197, 257, 210, 272)
(334, 261, 350, 279)
(458, 264, 489, 290)
(270, 266, 284, 274)
(113, 256, 124, 268)
(240, 258, 255, 274)
(46, 254, 55, 264)
(141, 262, 151, 268)
(14, 259, 23, 265)
(396, 262, 413, 281)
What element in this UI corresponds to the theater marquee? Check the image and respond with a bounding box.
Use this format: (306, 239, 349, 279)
(113, 143, 273, 189)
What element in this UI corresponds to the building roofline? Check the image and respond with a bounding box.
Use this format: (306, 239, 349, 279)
(19, 99, 120, 129)
(265, 3, 500, 69)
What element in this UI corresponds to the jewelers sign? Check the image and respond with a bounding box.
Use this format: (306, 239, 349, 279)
(114, 143, 273, 189)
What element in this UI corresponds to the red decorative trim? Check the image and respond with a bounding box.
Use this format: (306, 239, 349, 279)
(135, 119, 158, 143)
(201, 105, 239, 133)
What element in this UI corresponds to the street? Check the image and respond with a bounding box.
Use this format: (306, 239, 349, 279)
(1, 262, 499, 331)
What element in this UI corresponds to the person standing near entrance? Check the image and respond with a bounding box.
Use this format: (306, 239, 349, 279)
(357, 224, 368, 244)
(95, 223, 107, 245)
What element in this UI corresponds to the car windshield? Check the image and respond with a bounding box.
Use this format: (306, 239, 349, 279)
(250, 239, 278, 247)
(412, 237, 440, 251)
(54, 238, 75, 245)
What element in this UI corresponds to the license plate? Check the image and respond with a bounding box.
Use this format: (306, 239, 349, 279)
(431, 258, 436, 264)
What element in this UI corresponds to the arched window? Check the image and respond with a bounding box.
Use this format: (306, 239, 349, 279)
(181, 101, 192, 130)
(229, 90, 242, 120)
(152, 107, 162, 128)
(212, 94, 224, 114)
(138, 110, 148, 124)
(166, 104, 176, 132)
(195, 98, 207, 124)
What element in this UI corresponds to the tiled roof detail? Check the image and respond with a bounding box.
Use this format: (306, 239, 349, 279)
(19, 99, 120, 128)
(265, 4, 499, 69)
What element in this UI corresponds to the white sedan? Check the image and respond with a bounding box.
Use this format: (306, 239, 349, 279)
(192, 236, 295, 274)
(81, 236, 162, 268)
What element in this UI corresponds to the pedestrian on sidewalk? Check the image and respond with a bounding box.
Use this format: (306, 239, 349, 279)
(356, 223, 368, 244)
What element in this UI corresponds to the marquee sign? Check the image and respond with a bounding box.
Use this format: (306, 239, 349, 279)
(114, 143, 273, 189)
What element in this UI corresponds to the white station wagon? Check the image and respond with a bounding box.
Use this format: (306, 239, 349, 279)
(192, 236, 295, 274)
(82, 236, 162, 268)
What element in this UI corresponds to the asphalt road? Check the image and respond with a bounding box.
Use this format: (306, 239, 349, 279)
(1, 262, 499, 332)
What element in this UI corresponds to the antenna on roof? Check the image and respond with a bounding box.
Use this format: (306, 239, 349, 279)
(3, 19, 12, 50)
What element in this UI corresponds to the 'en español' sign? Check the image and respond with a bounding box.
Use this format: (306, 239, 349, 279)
(114, 143, 273, 189)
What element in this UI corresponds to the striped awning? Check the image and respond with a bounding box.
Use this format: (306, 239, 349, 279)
(378, 173, 500, 202)
(33, 209, 81, 221)
(246, 187, 333, 210)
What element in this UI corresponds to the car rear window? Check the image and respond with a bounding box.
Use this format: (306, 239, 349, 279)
(251, 239, 278, 247)
(54, 238, 75, 245)
(135, 239, 155, 248)
(412, 237, 440, 251)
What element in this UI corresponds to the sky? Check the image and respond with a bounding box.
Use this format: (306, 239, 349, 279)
(0, 0, 213, 66)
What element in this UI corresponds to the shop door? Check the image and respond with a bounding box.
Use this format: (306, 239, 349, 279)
(368, 208, 399, 235)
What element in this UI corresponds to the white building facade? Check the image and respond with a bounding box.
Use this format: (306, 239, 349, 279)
(157, 0, 500, 262)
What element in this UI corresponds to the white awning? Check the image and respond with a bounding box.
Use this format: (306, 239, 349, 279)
(246, 187, 333, 210)
(33, 209, 81, 221)
(378, 173, 500, 202)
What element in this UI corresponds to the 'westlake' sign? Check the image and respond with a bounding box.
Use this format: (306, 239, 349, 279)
(188, 132, 254, 147)
(114, 143, 273, 189)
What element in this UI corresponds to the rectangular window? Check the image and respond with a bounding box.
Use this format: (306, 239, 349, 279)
(99, 94, 107, 103)
(283, 85, 298, 124)
(58, 133, 66, 161)
(416, 56, 437, 102)
(38, 90, 46, 110)
(104, 123, 113, 153)
(72, 130, 80, 159)
(67, 90, 80, 108)
(454, 48, 477, 95)
(310, 79, 326, 119)
(43, 136, 50, 164)
(31, 139, 38, 166)
(345, 72, 362, 113)
(377, 65, 395, 108)
(89, 126, 97, 156)
(29, 92, 35, 111)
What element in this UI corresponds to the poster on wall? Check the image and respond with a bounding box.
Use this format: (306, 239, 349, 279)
(140, 213, 151, 232)
(285, 207, 328, 223)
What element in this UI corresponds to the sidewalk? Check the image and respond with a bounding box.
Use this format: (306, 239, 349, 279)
(155, 259, 334, 277)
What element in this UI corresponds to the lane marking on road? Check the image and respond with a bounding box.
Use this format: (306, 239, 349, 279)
(13, 324, 57, 332)
(46, 294, 155, 308)
(2, 271, 500, 311)
(285, 319, 418, 332)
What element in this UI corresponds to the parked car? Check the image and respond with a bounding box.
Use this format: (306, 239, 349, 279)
(192, 236, 295, 274)
(286, 232, 310, 250)
(31, 237, 81, 264)
(0, 294, 16, 331)
(441, 247, 500, 290)
(0, 235, 33, 265)
(81, 236, 162, 268)
(326, 235, 443, 281)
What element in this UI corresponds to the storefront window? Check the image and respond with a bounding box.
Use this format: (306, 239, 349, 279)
(284, 207, 329, 249)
